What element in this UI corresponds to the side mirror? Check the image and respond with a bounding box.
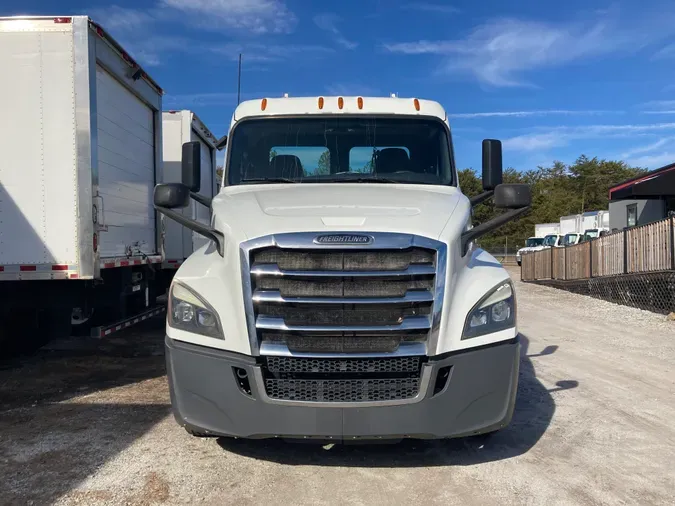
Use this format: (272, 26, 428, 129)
(494, 184, 531, 209)
(182, 141, 201, 192)
(154, 183, 190, 209)
(215, 135, 227, 151)
(481, 139, 503, 190)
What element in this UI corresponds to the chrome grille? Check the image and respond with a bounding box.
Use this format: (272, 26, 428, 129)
(242, 234, 443, 356)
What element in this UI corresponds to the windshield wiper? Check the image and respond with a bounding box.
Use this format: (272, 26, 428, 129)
(336, 176, 401, 184)
(240, 177, 299, 184)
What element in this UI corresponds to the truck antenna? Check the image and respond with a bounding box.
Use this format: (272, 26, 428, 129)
(237, 53, 242, 105)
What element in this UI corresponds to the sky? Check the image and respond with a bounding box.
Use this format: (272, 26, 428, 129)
(8, 0, 675, 173)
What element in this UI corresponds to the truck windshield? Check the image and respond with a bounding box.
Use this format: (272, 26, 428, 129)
(543, 235, 558, 247)
(226, 117, 453, 186)
(563, 234, 579, 246)
(526, 238, 544, 247)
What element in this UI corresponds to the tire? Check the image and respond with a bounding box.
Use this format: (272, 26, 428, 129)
(517, 261, 521, 266)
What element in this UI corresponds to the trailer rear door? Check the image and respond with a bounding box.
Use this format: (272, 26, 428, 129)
(0, 20, 80, 277)
(96, 65, 157, 258)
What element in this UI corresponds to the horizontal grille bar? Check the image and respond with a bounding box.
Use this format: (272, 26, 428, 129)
(255, 315, 432, 333)
(252, 289, 434, 305)
(251, 263, 435, 278)
(259, 341, 426, 356)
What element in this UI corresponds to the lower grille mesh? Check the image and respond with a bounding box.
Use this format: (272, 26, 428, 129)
(265, 356, 421, 374)
(265, 378, 421, 402)
(261, 356, 423, 402)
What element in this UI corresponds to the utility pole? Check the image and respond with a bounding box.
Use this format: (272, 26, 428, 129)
(237, 53, 242, 105)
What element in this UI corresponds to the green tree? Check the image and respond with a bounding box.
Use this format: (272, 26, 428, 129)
(316, 151, 330, 175)
(457, 156, 646, 251)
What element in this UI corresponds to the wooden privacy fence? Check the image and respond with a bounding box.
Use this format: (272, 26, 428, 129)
(522, 216, 675, 281)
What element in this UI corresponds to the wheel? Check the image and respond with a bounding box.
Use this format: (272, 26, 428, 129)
(517, 261, 521, 266)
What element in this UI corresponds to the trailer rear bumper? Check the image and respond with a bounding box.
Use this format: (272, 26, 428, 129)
(165, 336, 520, 440)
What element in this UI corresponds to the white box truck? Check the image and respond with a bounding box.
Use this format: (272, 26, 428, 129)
(0, 16, 170, 350)
(161, 111, 219, 270)
(581, 210, 610, 240)
(154, 95, 532, 441)
(559, 214, 583, 246)
(534, 223, 559, 237)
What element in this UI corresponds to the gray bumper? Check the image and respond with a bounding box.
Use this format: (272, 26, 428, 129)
(165, 336, 520, 440)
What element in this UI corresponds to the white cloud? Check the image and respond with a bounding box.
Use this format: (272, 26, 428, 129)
(504, 123, 675, 152)
(620, 138, 672, 158)
(92, 7, 191, 66)
(325, 83, 380, 96)
(384, 10, 675, 87)
(92, 6, 155, 32)
(450, 110, 621, 119)
(164, 91, 283, 107)
(160, 0, 297, 34)
(625, 152, 675, 168)
(402, 2, 460, 14)
(210, 43, 334, 63)
(641, 100, 675, 114)
(652, 42, 675, 60)
(314, 13, 358, 50)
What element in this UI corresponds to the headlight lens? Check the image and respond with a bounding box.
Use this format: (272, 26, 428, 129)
(463, 281, 515, 339)
(168, 282, 223, 339)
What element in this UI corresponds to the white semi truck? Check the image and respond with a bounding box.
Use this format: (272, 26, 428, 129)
(155, 96, 531, 441)
(0, 16, 172, 350)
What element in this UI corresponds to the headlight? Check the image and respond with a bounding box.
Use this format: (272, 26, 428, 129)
(168, 282, 223, 339)
(462, 281, 516, 339)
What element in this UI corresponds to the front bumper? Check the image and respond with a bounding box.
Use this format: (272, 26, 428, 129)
(165, 336, 520, 440)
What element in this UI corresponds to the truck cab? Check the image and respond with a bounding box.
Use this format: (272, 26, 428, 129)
(543, 234, 563, 248)
(562, 233, 582, 246)
(516, 236, 545, 266)
(154, 96, 531, 441)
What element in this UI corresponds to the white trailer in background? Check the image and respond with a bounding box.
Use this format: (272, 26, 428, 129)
(534, 223, 560, 237)
(161, 111, 218, 270)
(0, 16, 171, 351)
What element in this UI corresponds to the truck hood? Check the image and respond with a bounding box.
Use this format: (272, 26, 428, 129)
(212, 183, 466, 241)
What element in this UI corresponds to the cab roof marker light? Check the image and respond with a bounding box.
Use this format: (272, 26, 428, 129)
(357, 97, 364, 110)
(414, 98, 420, 111)
(338, 97, 344, 110)
(318, 97, 324, 110)
(261, 98, 268, 111)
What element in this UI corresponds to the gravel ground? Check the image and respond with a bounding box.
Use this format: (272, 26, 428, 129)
(1, 267, 674, 505)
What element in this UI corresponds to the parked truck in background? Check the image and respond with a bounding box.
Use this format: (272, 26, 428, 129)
(154, 95, 531, 441)
(515, 236, 545, 266)
(535, 223, 560, 238)
(0, 16, 171, 351)
(161, 111, 219, 271)
(559, 214, 583, 246)
(581, 210, 610, 240)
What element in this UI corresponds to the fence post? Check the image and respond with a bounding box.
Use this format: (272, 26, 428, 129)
(564, 245, 568, 280)
(589, 239, 593, 279)
(623, 229, 628, 274)
(670, 216, 675, 271)
(550, 247, 554, 280)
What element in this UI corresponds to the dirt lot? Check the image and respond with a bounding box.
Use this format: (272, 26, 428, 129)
(1, 268, 674, 505)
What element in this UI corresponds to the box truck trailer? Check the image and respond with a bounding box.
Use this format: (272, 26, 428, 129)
(154, 95, 532, 440)
(0, 16, 170, 350)
(161, 111, 219, 270)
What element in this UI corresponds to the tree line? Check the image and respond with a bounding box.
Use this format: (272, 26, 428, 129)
(459, 155, 646, 250)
